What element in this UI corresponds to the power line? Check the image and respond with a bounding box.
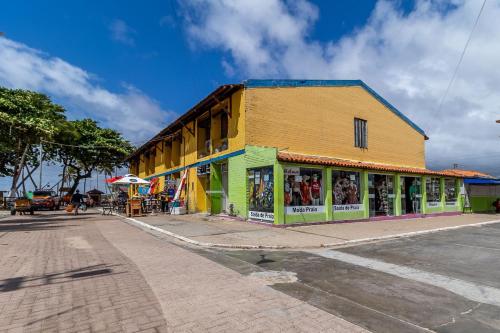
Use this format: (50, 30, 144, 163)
(40, 139, 117, 149)
(436, 0, 486, 113)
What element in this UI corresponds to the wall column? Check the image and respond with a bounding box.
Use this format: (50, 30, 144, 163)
(325, 167, 333, 221)
(440, 177, 446, 212)
(362, 171, 370, 219)
(273, 162, 285, 225)
(421, 175, 427, 214)
(394, 174, 402, 216)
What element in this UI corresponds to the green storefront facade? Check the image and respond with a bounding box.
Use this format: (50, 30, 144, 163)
(207, 145, 464, 225)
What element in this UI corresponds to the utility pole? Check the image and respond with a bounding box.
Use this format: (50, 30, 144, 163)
(38, 139, 43, 189)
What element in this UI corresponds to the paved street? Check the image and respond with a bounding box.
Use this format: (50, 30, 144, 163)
(2, 210, 500, 332)
(0, 211, 364, 333)
(211, 223, 500, 332)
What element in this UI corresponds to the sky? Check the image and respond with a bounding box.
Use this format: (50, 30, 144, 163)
(0, 0, 499, 191)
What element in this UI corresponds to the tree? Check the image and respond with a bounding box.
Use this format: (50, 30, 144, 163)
(49, 119, 134, 195)
(0, 87, 66, 197)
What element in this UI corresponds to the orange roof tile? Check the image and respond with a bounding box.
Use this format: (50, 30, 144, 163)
(440, 169, 494, 179)
(277, 152, 459, 177)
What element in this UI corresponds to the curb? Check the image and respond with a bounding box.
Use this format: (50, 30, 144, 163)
(111, 211, 500, 250)
(319, 218, 500, 248)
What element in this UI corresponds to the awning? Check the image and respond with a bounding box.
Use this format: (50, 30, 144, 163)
(277, 152, 457, 177)
(464, 178, 500, 185)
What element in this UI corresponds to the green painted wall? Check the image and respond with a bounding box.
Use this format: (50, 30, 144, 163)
(210, 163, 223, 214)
(227, 145, 465, 224)
(470, 196, 496, 212)
(227, 145, 278, 220)
(273, 162, 285, 224)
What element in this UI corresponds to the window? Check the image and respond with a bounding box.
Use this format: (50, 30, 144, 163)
(354, 118, 367, 148)
(284, 167, 324, 212)
(332, 171, 362, 211)
(444, 178, 457, 204)
(248, 167, 274, 222)
(426, 177, 441, 204)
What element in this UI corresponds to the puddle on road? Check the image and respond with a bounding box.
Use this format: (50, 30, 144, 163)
(249, 270, 298, 285)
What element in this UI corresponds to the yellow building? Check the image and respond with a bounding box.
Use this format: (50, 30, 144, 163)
(127, 80, 462, 225)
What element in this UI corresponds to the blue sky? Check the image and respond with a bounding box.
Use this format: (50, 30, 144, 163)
(1, 0, 499, 191)
(0, 0, 398, 117)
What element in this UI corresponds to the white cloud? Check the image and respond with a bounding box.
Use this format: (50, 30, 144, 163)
(0, 37, 173, 144)
(109, 19, 136, 46)
(181, 0, 500, 175)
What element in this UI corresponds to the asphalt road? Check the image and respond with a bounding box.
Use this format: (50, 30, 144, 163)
(199, 222, 500, 333)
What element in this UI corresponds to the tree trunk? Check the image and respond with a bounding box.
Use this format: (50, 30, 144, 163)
(68, 170, 92, 196)
(59, 164, 67, 197)
(9, 143, 29, 197)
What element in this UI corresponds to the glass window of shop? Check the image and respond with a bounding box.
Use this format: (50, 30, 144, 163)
(444, 178, 457, 205)
(247, 167, 274, 222)
(332, 171, 363, 212)
(368, 174, 395, 216)
(426, 177, 441, 207)
(284, 167, 324, 214)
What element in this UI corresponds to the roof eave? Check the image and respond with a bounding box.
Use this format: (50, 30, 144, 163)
(125, 84, 243, 161)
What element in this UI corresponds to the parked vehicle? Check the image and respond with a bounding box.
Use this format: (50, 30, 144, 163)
(31, 190, 61, 211)
(11, 198, 34, 215)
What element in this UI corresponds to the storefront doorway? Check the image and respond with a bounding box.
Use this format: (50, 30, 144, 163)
(221, 163, 228, 213)
(401, 176, 421, 214)
(368, 174, 395, 217)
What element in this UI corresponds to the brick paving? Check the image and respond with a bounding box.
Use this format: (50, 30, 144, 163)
(97, 216, 366, 333)
(0, 211, 367, 333)
(0, 212, 168, 333)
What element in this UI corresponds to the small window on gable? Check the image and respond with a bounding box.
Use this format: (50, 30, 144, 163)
(354, 118, 367, 148)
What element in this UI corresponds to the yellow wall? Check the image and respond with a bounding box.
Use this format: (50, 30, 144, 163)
(130, 89, 246, 213)
(245, 86, 425, 168)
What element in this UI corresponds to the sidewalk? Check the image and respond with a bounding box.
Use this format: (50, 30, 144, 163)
(125, 213, 500, 249)
(0, 211, 367, 333)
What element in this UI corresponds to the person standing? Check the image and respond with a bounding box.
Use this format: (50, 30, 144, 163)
(71, 190, 84, 215)
(409, 179, 419, 213)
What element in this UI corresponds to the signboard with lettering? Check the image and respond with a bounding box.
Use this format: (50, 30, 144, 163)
(427, 202, 440, 208)
(285, 206, 325, 215)
(333, 204, 364, 212)
(197, 164, 210, 176)
(284, 167, 300, 176)
(249, 211, 274, 222)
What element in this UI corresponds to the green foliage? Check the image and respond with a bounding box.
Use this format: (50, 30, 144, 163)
(49, 119, 134, 194)
(0, 86, 135, 196)
(0, 87, 66, 177)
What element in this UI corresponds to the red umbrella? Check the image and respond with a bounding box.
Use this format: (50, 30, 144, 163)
(105, 176, 124, 183)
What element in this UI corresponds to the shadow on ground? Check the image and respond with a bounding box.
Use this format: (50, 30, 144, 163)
(0, 263, 123, 292)
(0, 212, 97, 232)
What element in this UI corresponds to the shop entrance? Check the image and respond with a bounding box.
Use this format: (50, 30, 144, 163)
(368, 174, 395, 217)
(401, 176, 421, 214)
(221, 163, 228, 213)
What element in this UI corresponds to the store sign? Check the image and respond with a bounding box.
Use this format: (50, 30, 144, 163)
(284, 167, 300, 176)
(249, 211, 274, 222)
(333, 204, 364, 212)
(197, 164, 210, 176)
(286, 206, 325, 214)
(427, 202, 440, 208)
(445, 201, 457, 206)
